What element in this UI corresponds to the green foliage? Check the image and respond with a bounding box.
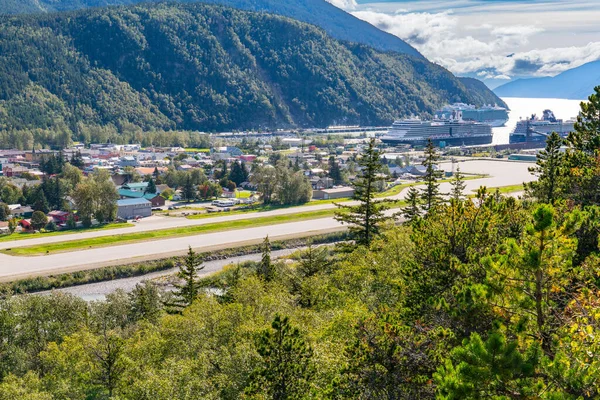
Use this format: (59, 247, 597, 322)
(167, 246, 204, 312)
(402, 186, 421, 224)
(435, 332, 542, 399)
(525, 131, 564, 203)
(246, 314, 314, 399)
(421, 139, 444, 212)
(0, 3, 501, 143)
(335, 138, 391, 246)
(30, 211, 47, 230)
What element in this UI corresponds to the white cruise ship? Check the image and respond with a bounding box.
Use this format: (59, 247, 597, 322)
(380, 112, 493, 148)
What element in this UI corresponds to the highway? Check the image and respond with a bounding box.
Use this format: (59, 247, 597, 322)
(0, 160, 535, 281)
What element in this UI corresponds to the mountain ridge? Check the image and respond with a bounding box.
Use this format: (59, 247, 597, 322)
(0, 2, 505, 143)
(0, 0, 423, 57)
(494, 60, 600, 100)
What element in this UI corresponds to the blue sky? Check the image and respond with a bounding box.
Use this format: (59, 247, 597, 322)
(326, 0, 600, 87)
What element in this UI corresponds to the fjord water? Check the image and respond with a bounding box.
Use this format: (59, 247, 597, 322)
(493, 97, 584, 144)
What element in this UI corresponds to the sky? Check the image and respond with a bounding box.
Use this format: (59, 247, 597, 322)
(325, 0, 600, 88)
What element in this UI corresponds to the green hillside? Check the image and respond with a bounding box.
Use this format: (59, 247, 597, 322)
(0, 3, 504, 146)
(0, 0, 422, 56)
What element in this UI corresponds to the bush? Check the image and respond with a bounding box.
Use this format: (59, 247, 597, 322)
(30, 211, 47, 230)
(45, 221, 57, 232)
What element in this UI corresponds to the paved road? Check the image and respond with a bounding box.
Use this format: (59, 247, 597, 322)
(0, 160, 535, 280)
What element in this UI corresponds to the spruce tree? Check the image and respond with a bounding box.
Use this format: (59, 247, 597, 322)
(183, 175, 196, 202)
(328, 155, 343, 184)
(564, 86, 600, 205)
(450, 166, 467, 202)
(33, 190, 50, 213)
(258, 236, 275, 281)
(402, 186, 421, 224)
(526, 131, 563, 204)
(246, 314, 313, 399)
(335, 139, 390, 247)
(168, 246, 204, 312)
(145, 178, 157, 194)
(420, 139, 443, 212)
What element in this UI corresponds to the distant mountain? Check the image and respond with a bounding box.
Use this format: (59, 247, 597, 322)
(0, 2, 505, 145)
(0, 0, 422, 57)
(458, 77, 507, 107)
(494, 60, 600, 100)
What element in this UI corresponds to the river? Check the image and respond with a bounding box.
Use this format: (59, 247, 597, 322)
(493, 97, 584, 145)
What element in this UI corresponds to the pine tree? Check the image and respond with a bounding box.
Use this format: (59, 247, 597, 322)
(258, 236, 275, 281)
(33, 190, 50, 213)
(402, 186, 421, 224)
(420, 139, 443, 212)
(145, 178, 157, 194)
(167, 246, 204, 312)
(328, 155, 343, 184)
(450, 166, 467, 202)
(182, 175, 196, 202)
(335, 139, 391, 247)
(525, 131, 563, 203)
(246, 314, 313, 399)
(564, 86, 600, 205)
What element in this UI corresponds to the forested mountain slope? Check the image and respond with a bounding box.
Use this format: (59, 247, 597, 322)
(0, 0, 423, 57)
(0, 3, 504, 141)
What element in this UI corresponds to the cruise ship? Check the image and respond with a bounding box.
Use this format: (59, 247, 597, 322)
(509, 109, 576, 144)
(435, 103, 509, 127)
(380, 112, 493, 147)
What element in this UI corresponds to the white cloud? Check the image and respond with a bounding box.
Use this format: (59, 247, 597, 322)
(325, 0, 357, 10)
(326, 0, 600, 80)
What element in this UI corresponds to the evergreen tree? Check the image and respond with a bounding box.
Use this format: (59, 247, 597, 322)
(328, 155, 343, 184)
(145, 178, 157, 194)
(70, 150, 84, 169)
(450, 166, 467, 202)
(228, 161, 247, 186)
(182, 175, 196, 203)
(33, 190, 50, 213)
(153, 167, 160, 179)
(402, 186, 421, 224)
(420, 139, 443, 212)
(526, 131, 564, 204)
(0, 202, 9, 221)
(246, 314, 313, 400)
(335, 138, 391, 246)
(168, 246, 204, 312)
(564, 86, 600, 205)
(258, 236, 275, 281)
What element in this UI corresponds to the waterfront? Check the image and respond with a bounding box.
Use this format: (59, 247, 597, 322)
(493, 97, 584, 144)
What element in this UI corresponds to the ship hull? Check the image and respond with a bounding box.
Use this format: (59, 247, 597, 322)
(381, 135, 493, 147)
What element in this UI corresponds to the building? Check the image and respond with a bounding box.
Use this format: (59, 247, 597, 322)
(48, 211, 70, 225)
(312, 187, 355, 200)
(117, 199, 152, 220)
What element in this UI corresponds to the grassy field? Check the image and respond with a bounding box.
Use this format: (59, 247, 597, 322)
(469, 183, 525, 197)
(375, 174, 485, 198)
(0, 223, 134, 243)
(235, 190, 253, 199)
(3, 209, 339, 256)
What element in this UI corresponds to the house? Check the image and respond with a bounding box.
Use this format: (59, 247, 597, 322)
(312, 187, 355, 200)
(121, 182, 149, 192)
(117, 198, 152, 220)
(146, 194, 166, 208)
(9, 204, 33, 219)
(221, 189, 236, 199)
(119, 156, 139, 168)
(48, 211, 70, 225)
(3, 166, 29, 178)
(311, 177, 334, 190)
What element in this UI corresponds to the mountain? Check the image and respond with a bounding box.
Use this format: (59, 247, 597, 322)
(0, 0, 422, 57)
(0, 3, 505, 147)
(494, 60, 600, 100)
